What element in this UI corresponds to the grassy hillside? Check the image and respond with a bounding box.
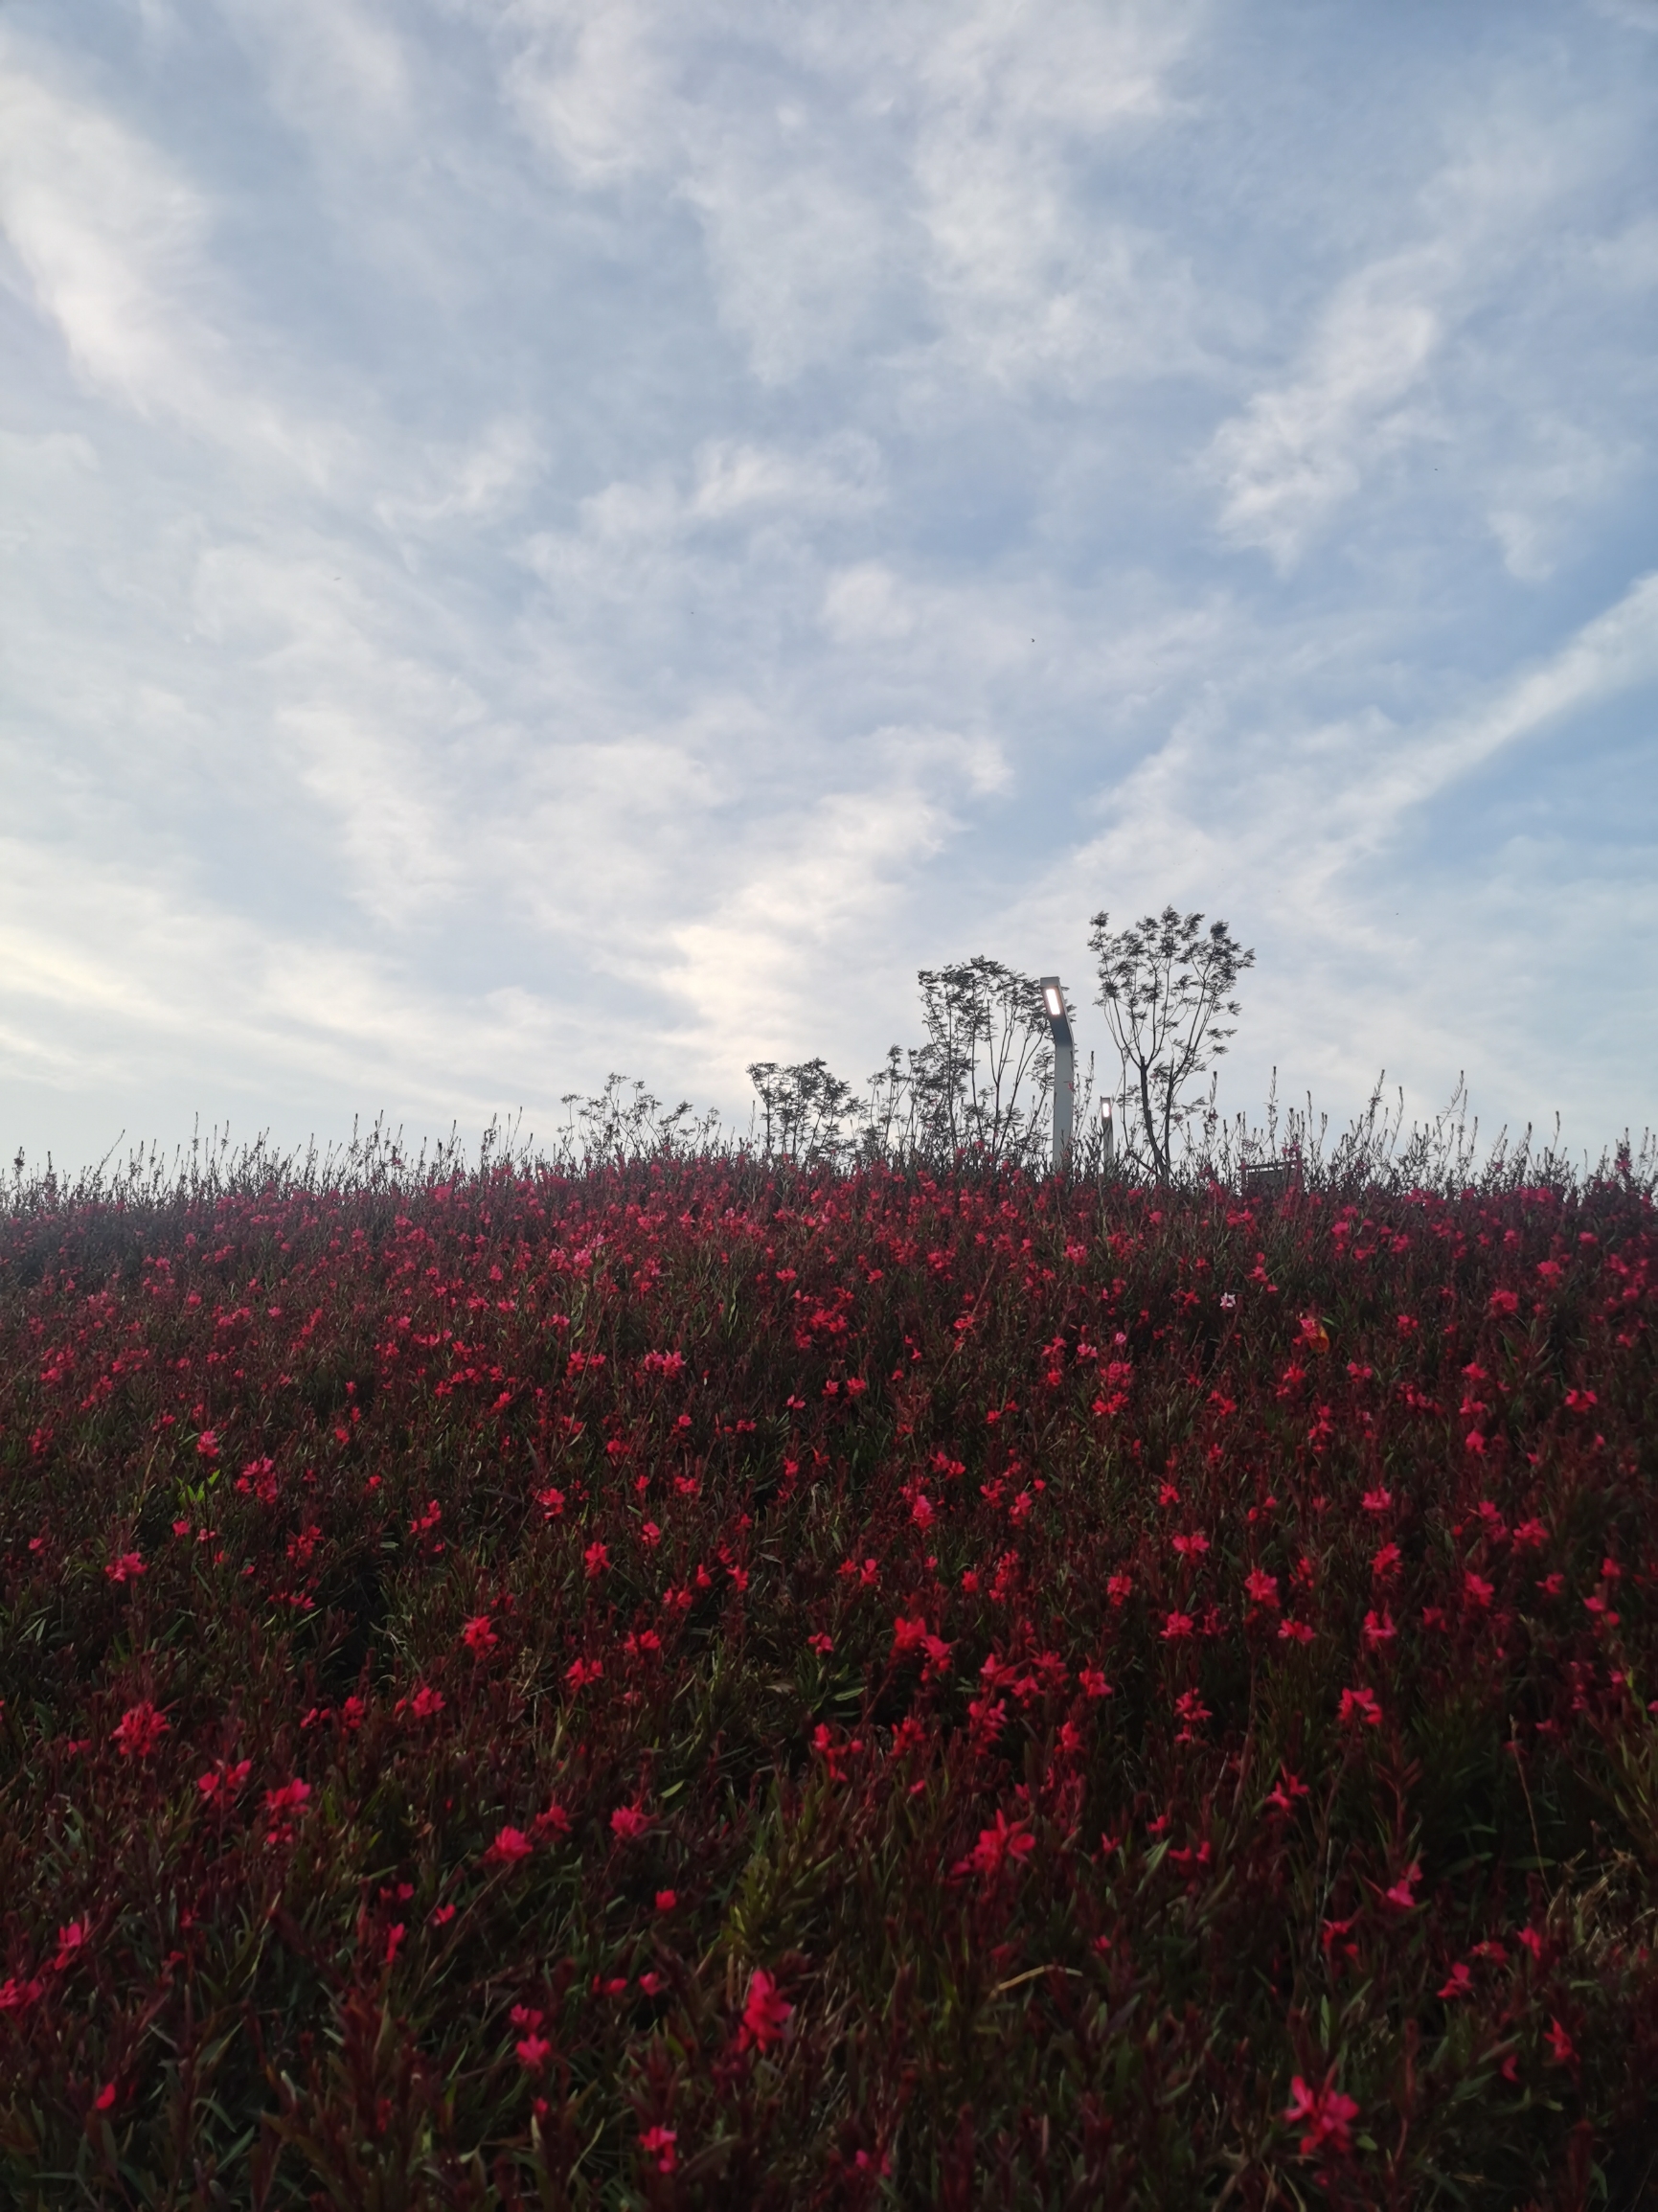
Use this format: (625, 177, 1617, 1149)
(1, 1156, 1655, 2206)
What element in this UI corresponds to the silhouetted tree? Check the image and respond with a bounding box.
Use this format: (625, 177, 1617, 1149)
(1089, 906, 1254, 1179)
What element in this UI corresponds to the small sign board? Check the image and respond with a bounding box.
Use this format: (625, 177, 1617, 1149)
(1241, 1160, 1296, 1198)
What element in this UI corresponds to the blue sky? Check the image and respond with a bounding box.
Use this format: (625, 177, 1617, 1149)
(2, 0, 1655, 1170)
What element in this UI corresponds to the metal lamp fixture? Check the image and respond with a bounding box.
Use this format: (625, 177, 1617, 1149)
(1039, 975, 1074, 1171)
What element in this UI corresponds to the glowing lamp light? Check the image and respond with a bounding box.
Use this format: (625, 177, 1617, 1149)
(1042, 982, 1064, 1020)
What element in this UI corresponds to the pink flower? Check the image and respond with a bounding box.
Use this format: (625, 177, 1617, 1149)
(410, 1684, 445, 1719)
(94, 2083, 118, 2112)
(738, 1968, 793, 2052)
(1362, 1608, 1396, 1650)
(515, 2033, 553, 2070)
(583, 1541, 610, 1579)
(1438, 1961, 1473, 1999)
(655, 1888, 678, 1911)
(565, 1656, 602, 1689)
(1361, 1488, 1393, 1514)
(1465, 1571, 1494, 1608)
(1161, 1610, 1193, 1641)
(1283, 2074, 1358, 2157)
(1545, 2016, 1576, 2065)
(610, 1804, 650, 1841)
(485, 1825, 533, 1865)
(640, 2124, 678, 2174)
(1244, 1569, 1279, 1608)
(1278, 1618, 1315, 1645)
(462, 1614, 498, 1654)
(196, 1429, 219, 1457)
(105, 1551, 146, 1585)
(1079, 1667, 1112, 1699)
(112, 1700, 169, 1758)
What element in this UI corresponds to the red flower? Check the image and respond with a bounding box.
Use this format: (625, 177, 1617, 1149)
(610, 1804, 650, 1841)
(1161, 1610, 1193, 1641)
(54, 1920, 89, 1969)
(410, 1684, 445, 1719)
(1438, 1961, 1473, 1999)
(112, 1700, 169, 1758)
(1545, 2017, 1576, 2065)
(462, 1613, 498, 1654)
(952, 1809, 1036, 1881)
(738, 1968, 793, 2052)
(197, 1757, 252, 1802)
(485, 1825, 533, 1865)
(583, 1541, 610, 1579)
(640, 2124, 678, 2173)
(105, 1552, 146, 1585)
(1283, 2074, 1358, 2157)
(1384, 1859, 1420, 1909)
(1337, 1686, 1382, 1729)
(655, 1888, 677, 1911)
(1244, 1568, 1279, 1608)
(515, 2032, 553, 2069)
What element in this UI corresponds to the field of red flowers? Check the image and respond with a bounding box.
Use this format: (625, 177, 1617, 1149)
(1, 1152, 1655, 2207)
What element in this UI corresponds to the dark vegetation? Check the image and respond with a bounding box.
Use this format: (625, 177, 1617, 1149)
(1, 1138, 1656, 2207)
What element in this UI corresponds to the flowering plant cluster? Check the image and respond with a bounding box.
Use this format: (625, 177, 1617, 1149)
(0, 1154, 1654, 2204)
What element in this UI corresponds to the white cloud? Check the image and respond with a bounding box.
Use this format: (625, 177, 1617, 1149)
(821, 562, 915, 644)
(0, 52, 222, 420)
(1207, 249, 1449, 569)
(214, 0, 415, 148)
(493, 0, 669, 187)
(0, 41, 347, 480)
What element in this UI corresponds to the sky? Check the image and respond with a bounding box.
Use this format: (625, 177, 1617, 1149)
(3, 0, 1656, 1174)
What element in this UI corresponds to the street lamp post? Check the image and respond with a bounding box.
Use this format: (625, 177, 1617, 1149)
(1040, 977, 1074, 1173)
